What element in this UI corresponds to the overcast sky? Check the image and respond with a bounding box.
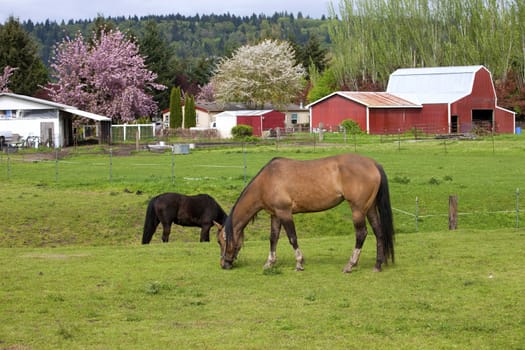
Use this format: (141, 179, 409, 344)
(1, 0, 334, 23)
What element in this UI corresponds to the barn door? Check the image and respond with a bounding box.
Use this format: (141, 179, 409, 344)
(472, 109, 493, 132)
(40, 122, 54, 148)
(451, 116, 458, 133)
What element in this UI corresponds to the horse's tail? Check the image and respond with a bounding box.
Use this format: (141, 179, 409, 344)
(376, 164, 395, 263)
(142, 196, 159, 244)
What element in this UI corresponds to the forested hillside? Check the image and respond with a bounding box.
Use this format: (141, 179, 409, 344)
(22, 12, 331, 69)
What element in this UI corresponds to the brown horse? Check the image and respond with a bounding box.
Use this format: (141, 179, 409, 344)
(215, 153, 394, 272)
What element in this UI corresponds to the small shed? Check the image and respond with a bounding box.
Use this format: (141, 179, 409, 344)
(308, 65, 516, 134)
(214, 110, 285, 138)
(0, 93, 111, 147)
(190, 102, 306, 131)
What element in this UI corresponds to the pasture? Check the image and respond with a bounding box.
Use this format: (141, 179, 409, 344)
(0, 136, 524, 349)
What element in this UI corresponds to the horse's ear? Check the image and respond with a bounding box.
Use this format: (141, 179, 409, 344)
(213, 221, 223, 230)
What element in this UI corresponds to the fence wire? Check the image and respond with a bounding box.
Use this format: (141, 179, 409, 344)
(1, 143, 523, 233)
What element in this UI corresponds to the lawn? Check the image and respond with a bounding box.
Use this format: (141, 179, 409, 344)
(0, 230, 523, 349)
(0, 135, 524, 349)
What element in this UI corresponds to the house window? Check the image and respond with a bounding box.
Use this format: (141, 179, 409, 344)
(291, 113, 298, 124)
(0, 110, 15, 119)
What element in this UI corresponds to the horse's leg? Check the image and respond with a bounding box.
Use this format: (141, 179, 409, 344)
(264, 215, 281, 269)
(279, 214, 304, 271)
(343, 209, 368, 273)
(199, 224, 211, 242)
(161, 220, 171, 243)
(367, 207, 385, 272)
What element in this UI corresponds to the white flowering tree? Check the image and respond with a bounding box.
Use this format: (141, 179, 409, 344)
(211, 39, 305, 108)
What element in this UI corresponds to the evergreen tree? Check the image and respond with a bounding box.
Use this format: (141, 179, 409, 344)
(0, 17, 48, 96)
(184, 95, 196, 128)
(169, 86, 183, 128)
(291, 35, 328, 80)
(139, 20, 176, 112)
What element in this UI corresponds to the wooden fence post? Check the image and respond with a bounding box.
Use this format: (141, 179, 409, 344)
(449, 195, 458, 230)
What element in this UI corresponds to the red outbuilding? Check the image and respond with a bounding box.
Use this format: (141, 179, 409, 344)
(308, 65, 516, 134)
(214, 109, 285, 138)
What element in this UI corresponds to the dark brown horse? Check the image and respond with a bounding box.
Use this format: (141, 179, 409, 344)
(215, 153, 394, 272)
(142, 192, 227, 244)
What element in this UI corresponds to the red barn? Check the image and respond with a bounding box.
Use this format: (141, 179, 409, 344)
(308, 66, 516, 134)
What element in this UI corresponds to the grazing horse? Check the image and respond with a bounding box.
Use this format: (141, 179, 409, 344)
(215, 153, 394, 272)
(142, 192, 227, 244)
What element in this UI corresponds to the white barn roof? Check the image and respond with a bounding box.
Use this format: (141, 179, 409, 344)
(386, 65, 485, 104)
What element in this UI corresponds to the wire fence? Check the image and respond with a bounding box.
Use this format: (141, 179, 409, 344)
(392, 189, 522, 232)
(1, 144, 523, 234)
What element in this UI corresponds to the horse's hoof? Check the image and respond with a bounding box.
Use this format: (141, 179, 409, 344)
(342, 264, 354, 273)
(263, 261, 275, 269)
(373, 267, 382, 272)
(295, 266, 304, 271)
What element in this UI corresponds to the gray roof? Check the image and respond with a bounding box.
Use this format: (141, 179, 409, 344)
(386, 65, 486, 104)
(196, 101, 306, 112)
(215, 110, 274, 118)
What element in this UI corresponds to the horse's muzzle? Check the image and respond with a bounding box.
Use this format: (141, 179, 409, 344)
(221, 260, 233, 269)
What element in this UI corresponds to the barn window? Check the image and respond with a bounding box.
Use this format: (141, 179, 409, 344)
(291, 113, 298, 124)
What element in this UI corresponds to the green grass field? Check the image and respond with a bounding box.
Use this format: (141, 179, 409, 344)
(0, 136, 524, 349)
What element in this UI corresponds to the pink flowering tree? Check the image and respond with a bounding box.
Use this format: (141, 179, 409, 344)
(196, 82, 215, 102)
(47, 30, 166, 123)
(0, 66, 17, 92)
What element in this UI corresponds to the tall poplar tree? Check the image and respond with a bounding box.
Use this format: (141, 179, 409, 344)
(169, 86, 183, 128)
(184, 94, 196, 128)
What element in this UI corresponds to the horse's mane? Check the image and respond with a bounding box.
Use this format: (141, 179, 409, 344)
(224, 157, 283, 242)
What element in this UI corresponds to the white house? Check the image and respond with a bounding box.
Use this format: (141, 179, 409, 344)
(0, 93, 111, 147)
(161, 102, 309, 132)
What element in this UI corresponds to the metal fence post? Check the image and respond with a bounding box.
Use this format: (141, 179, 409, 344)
(449, 195, 458, 230)
(243, 142, 247, 184)
(109, 148, 113, 182)
(171, 146, 175, 186)
(55, 148, 59, 182)
(516, 187, 520, 230)
(415, 196, 419, 232)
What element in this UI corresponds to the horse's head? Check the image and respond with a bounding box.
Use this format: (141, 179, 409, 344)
(214, 221, 241, 269)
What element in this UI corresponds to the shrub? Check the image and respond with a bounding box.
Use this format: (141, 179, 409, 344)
(340, 119, 363, 134)
(231, 125, 253, 139)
